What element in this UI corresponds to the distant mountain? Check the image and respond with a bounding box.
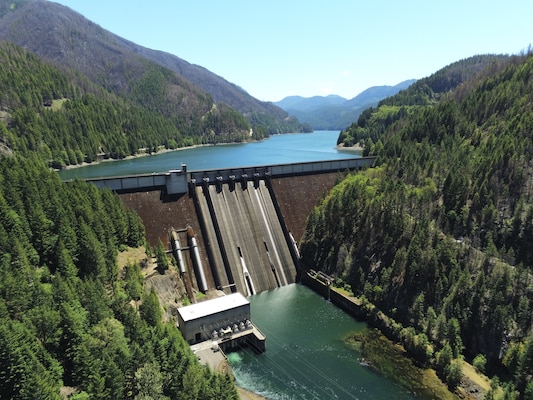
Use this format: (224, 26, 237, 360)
(276, 95, 347, 111)
(344, 81, 417, 107)
(0, 0, 304, 134)
(275, 80, 416, 130)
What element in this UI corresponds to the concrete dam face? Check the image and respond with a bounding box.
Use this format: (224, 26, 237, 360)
(114, 158, 375, 300)
(118, 170, 352, 300)
(193, 179, 297, 295)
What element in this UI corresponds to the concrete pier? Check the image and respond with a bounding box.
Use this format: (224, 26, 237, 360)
(191, 325, 266, 371)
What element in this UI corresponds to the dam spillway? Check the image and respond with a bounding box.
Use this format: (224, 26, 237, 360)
(104, 158, 375, 298)
(193, 178, 297, 295)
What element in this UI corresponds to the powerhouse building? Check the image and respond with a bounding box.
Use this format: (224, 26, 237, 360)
(177, 292, 265, 354)
(177, 293, 251, 343)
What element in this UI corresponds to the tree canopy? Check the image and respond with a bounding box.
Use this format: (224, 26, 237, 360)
(302, 52, 533, 397)
(0, 41, 253, 167)
(0, 156, 238, 398)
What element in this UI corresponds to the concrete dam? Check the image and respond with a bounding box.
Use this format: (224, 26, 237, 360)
(104, 157, 375, 299)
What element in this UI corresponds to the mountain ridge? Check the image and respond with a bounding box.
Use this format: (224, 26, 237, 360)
(338, 54, 510, 148)
(0, 0, 304, 134)
(275, 80, 416, 130)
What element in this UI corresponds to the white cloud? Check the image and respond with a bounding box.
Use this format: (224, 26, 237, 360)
(319, 86, 333, 96)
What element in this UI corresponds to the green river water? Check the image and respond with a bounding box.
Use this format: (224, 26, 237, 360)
(228, 284, 414, 400)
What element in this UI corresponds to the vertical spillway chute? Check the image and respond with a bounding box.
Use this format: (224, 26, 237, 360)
(195, 174, 297, 295)
(263, 241, 281, 288)
(251, 181, 289, 286)
(192, 184, 228, 292)
(207, 184, 238, 292)
(238, 246, 256, 296)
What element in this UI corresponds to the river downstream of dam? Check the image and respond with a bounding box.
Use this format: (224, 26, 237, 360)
(229, 284, 414, 400)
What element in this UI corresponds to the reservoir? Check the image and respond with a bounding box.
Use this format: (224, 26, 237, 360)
(58, 130, 360, 179)
(230, 284, 414, 400)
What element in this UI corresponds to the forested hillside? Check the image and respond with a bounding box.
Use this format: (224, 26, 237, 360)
(0, 156, 239, 398)
(0, 41, 253, 167)
(301, 53, 533, 398)
(338, 55, 510, 149)
(0, 22, 241, 399)
(0, 0, 305, 136)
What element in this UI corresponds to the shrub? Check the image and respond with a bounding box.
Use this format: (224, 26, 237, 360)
(473, 354, 487, 374)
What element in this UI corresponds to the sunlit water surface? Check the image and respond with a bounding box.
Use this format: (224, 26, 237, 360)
(58, 130, 360, 180)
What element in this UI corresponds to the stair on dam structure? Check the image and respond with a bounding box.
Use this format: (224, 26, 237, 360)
(194, 179, 297, 295)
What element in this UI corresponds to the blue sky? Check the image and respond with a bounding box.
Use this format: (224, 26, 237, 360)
(51, 0, 532, 102)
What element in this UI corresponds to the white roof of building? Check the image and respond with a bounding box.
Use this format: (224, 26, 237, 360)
(178, 293, 249, 322)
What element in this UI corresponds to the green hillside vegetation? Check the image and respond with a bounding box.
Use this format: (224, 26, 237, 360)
(0, 155, 238, 398)
(0, 38, 240, 398)
(338, 55, 510, 150)
(0, 41, 253, 167)
(0, 0, 306, 137)
(301, 52, 533, 398)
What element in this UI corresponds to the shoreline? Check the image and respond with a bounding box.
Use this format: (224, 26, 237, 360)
(58, 135, 276, 171)
(59, 143, 211, 171)
(301, 273, 488, 399)
(59, 135, 361, 172)
(236, 386, 268, 400)
(335, 143, 364, 152)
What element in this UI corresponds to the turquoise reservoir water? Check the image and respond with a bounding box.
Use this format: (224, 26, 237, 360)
(229, 284, 414, 400)
(58, 131, 360, 180)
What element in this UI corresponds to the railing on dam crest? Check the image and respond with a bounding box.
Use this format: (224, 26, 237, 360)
(83, 157, 376, 195)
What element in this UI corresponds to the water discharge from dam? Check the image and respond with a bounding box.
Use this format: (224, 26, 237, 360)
(79, 131, 413, 398)
(195, 179, 297, 295)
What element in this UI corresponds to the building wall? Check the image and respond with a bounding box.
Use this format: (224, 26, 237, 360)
(178, 303, 251, 344)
